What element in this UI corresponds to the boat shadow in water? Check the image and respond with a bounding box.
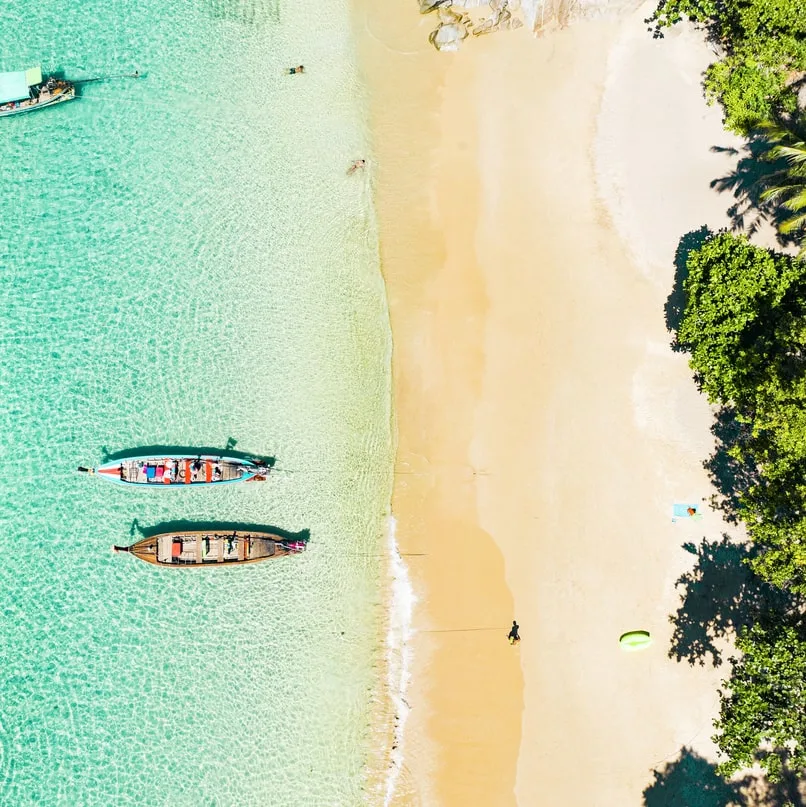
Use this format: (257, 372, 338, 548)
(134, 519, 309, 544)
(101, 442, 276, 468)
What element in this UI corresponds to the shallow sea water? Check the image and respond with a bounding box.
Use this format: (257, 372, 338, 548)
(0, 1, 392, 804)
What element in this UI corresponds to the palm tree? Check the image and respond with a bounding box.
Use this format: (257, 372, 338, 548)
(759, 115, 806, 256)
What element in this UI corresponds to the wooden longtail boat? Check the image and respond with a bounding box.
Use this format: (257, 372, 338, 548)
(0, 67, 75, 117)
(78, 454, 270, 486)
(114, 530, 307, 567)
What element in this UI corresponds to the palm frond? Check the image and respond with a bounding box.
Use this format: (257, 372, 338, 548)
(756, 116, 806, 241)
(783, 190, 806, 212)
(780, 213, 806, 234)
(762, 185, 796, 203)
(775, 145, 806, 165)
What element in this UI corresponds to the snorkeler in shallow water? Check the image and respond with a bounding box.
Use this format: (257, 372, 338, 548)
(287, 65, 305, 75)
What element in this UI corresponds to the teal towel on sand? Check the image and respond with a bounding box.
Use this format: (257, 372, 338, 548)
(673, 503, 703, 521)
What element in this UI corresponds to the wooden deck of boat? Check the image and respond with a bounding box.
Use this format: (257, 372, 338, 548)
(119, 531, 302, 567)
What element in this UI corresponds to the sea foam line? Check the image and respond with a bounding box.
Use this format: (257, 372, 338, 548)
(383, 514, 416, 806)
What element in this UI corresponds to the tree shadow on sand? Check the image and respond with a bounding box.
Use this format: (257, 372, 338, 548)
(668, 536, 792, 667)
(664, 140, 802, 344)
(644, 748, 741, 806)
(709, 140, 800, 249)
(703, 407, 760, 526)
(665, 225, 714, 342)
(644, 747, 806, 807)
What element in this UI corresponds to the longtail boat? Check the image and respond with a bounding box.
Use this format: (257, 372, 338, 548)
(0, 67, 75, 117)
(114, 530, 307, 567)
(78, 454, 270, 486)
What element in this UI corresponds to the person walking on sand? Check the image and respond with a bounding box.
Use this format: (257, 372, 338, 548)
(507, 620, 520, 645)
(347, 159, 366, 176)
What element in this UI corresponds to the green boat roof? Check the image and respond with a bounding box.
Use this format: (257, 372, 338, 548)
(0, 66, 42, 104)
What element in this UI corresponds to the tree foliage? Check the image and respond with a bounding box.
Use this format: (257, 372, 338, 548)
(663, 5, 806, 783)
(760, 115, 806, 255)
(677, 232, 806, 408)
(714, 620, 806, 780)
(647, 0, 806, 133)
(678, 232, 806, 591)
(748, 519, 806, 591)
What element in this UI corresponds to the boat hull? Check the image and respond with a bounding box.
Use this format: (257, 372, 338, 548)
(0, 87, 75, 117)
(114, 530, 306, 567)
(87, 454, 269, 486)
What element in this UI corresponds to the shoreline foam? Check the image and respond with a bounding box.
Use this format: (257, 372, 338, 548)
(355, 3, 524, 802)
(383, 515, 416, 806)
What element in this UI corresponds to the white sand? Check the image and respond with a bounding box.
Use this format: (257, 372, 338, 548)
(474, 5, 763, 803)
(356, 0, 769, 802)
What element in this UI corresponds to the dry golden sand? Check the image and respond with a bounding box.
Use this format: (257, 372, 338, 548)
(356, 7, 523, 805)
(355, 1, 763, 804)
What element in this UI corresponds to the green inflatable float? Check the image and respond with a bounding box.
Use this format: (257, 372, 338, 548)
(619, 630, 652, 651)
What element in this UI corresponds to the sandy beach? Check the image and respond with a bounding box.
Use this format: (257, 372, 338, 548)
(355, 1, 764, 803)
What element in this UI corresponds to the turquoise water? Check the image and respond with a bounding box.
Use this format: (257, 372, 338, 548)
(0, 1, 393, 804)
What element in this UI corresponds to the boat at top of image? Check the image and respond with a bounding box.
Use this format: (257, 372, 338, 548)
(78, 453, 271, 486)
(0, 67, 75, 117)
(113, 530, 307, 567)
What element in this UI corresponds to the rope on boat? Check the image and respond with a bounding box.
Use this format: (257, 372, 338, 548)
(74, 71, 142, 85)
